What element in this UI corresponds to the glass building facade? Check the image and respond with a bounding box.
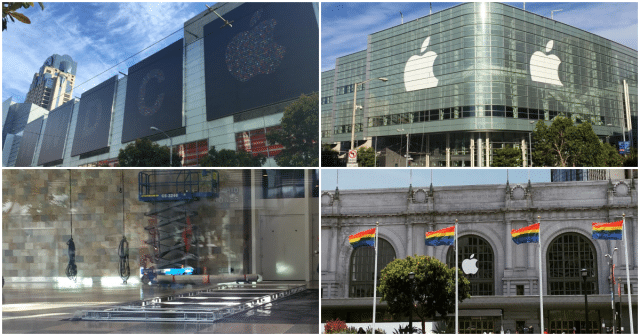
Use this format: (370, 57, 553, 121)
(321, 2, 638, 167)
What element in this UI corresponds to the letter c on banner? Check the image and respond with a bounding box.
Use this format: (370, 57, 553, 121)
(137, 69, 165, 116)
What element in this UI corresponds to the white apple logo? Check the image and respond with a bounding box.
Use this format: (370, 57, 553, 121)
(404, 36, 438, 92)
(225, 8, 286, 82)
(530, 40, 563, 86)
(461, 254, 479, 275)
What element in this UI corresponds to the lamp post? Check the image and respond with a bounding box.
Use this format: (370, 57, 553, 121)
(550, 9, 562, 20)
(397, 128, 409, 167)
(408, 271, 415, 332)
(606, 248, 618, 333)
(528, 120, 535, 167)
(150, 126, 173, 167)
(581, 268, 590, 334)
(350, 77, 388, 152)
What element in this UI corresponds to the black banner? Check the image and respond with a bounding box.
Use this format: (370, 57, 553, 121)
(70, 76, 117, 157)
(37, 100, 74, 165)
(15, 117, 43, 166)
(122, 39, 184, 144)
(204, 3, 318, 121)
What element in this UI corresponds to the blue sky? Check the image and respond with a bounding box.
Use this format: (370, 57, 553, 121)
(3, 2, 207, 103)
(322, 2, 638, 71)
(321, 168, 551, 190)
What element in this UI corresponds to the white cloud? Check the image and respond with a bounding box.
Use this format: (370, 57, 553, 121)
(3, 2, 201, 102)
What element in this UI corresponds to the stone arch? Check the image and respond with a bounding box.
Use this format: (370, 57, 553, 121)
(446, 233, 497, 296)
(546, 230, 599, 295)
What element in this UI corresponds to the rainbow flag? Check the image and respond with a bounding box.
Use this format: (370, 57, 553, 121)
(511, 223, 540, 244)
(592, 220, 623, 240)
(425, 226, 455, 246)
(349, 228, 376, 248)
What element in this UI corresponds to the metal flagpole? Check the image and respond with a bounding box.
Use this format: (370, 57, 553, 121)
(538, 216, 544, 333)
(455, 219, 458, 334)
(372, 221, 380, 334)
(622, 214, 634, 334)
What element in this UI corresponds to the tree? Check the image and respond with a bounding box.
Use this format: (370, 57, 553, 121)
(356, 146, 376, 167)
(532, 116, 624, 167)
(199, 146, 266, 167)
(3, 2, 44, 31)
(378, 255, 471, 334)
(321, 144, 342, 167)
(117, 138, 181, 167)
(491, 145, 523, 167)
(267, 93, 318, 167)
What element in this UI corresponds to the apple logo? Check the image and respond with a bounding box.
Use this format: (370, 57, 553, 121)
(225, 8, 286, 82)
(530, 40, 563, 86)
(461, 254, 479, 275)
(404, 36, 438, 92)
(137, 69, 165, 117)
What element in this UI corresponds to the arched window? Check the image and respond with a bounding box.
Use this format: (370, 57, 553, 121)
(547, 233, 598, 295)
(349, 238, 396, 298)
(447, 235, 495, 296)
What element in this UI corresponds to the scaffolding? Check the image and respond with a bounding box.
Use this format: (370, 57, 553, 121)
(138, 170, 219, 271)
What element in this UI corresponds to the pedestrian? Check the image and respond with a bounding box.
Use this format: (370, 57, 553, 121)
(544, 328, 548, 334)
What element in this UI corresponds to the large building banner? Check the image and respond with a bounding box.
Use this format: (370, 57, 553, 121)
(70, 76, 117, 156)
(37, 100, 74, 165)
(122, 39, 184, 144)
(204, 2, 318, 121)
(15, 117, 43, 166)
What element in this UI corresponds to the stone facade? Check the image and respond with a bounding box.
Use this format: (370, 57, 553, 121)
(321, 177, 638, 332)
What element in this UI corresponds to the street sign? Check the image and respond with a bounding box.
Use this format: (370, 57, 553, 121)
(348, 150, 357, 162)
(618, 141, 630, 155)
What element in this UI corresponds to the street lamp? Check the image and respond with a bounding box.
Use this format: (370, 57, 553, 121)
(606, 248, 618, 333)
(397, 128, 409, 167)
(528, 120, 535, 167)
(408, 271, 415, 332)
(350, 77, 388, 151)
(581, 268, 590, 334)
(150, 126, 173, 167)
(550, 9, 562, 20)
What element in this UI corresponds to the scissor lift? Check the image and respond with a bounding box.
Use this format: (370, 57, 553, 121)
(138, 170, 219, 272)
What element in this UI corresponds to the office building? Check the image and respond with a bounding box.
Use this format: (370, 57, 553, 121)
(5, 2, 318, 167)
(321, 173, 638, 333)
(551, 169, 636, 182)
(321, 2, 637, 167)
(24, 54, 77, 111)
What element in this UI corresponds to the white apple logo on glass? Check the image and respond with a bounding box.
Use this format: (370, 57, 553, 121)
(530, 40, 563, 86)
(461, 254, 479, 275)
(404, 36, 438, 92)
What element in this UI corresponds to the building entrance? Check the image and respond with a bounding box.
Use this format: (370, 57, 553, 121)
(548, 310, 600, 334)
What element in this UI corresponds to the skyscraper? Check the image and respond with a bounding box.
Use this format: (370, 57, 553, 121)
(24, 54, 77, 111)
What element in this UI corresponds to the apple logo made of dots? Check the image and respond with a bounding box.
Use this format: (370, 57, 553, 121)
(137, 69, 166, 117)
(80, 97, 103, 139)
(225, 8, 286, 82)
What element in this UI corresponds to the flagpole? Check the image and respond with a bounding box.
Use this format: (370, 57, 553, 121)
(538, 216, 544, 333)
(455, 219, 458, 334)
(372, 221, 380, 334)
(622, 214, 634, 334)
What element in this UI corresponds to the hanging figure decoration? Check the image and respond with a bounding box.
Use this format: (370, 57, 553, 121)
(66, 170, 77, 281)
(119, 171, 130, 284)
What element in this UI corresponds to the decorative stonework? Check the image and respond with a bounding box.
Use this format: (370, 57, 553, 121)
(511, 185, 526, 200)
(614, 181, 630, 196)
(412, 188, 428, 203)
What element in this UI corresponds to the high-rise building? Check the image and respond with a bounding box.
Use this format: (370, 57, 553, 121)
(24, 54, 77, 111)
(551, 169, 636, 181)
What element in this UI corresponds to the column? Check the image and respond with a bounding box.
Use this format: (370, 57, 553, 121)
(446, 133, 451, 167)
(477, 136, 483, 167)
(521, 138, 527, 167)
(506, 221, 513, 270)
(470, 138, 475, 167)
(406, 222, 413, 257)
(485, 132, 490, 167)
(330, 225, 338, 274)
